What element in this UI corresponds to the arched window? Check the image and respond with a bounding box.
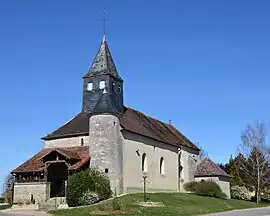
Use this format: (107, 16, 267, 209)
(80, 138, 84, 146)
(87, 82, 93, 91)
(160, 157, 165, 175)
(142, 153, 147, 172)
(117, 84, 121, 93)
(99, 81, 105, 89)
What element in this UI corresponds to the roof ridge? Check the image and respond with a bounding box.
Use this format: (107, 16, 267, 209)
(127, 107, 198, 149)
(196, 158, 229, 177)
(207, 158, 229, 175)
(126, 106, 171, 127)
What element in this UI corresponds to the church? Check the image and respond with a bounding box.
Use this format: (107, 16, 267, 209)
(11, 35, 230, 206)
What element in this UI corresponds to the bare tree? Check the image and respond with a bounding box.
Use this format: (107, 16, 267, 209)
(4, 174, 14, 204)
(198, 143, 208, 160)
(238, 122, 270, 204)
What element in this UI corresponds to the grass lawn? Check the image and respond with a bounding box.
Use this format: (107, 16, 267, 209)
(0, 204, 11, 210)
(51, 193, 266, 216)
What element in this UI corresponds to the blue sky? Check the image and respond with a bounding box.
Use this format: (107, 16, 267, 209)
(0, 0, 270, 187)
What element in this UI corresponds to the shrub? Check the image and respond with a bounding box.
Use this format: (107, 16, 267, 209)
(112, 197, 121, 210)
(112, 187, 121, 210)
(0, 197, 5, 203)
(79, 190, 100, 205)
(251, 195, 270, 204)
(195, 180, 226, 199)
(89, 168, 112, 201)
(183, 181, 198, 193)
(66, 168, 112, 207)
(231, 185, 251, 201)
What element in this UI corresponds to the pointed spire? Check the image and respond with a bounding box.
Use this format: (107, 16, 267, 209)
(83, 37, 122, 81)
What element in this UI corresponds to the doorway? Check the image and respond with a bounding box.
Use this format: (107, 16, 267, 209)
(47, 162, 68, 198)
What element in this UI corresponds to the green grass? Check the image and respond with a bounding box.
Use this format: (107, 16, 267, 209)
(51, 193, 266, 216)
(0, 204, 11, 210)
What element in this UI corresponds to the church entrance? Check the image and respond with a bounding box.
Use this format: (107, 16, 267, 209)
(47, 162, 68, 198)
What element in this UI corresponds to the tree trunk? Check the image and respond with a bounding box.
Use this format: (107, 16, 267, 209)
(257, 160, 260, 204)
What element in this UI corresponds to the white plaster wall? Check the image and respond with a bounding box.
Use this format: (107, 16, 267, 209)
(218, 177, 231, 199)
(13, 182, 50, 204)
(180, 146, 200, 191)
(122, 131, 199, 193)
(44, 135, 89, 148)
(194, 176, 231, 199)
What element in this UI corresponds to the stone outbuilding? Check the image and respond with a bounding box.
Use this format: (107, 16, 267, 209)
(194, 158, 231, 199)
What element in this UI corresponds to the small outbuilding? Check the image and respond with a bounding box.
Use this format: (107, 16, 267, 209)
(194, 158, 230, 199)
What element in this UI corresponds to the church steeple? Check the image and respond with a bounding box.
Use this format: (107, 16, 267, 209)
(83, 36, 122, 81)
(82, 37, 124, 114)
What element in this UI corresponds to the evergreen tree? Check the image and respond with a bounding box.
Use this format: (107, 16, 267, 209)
(227, 154, 246, 187)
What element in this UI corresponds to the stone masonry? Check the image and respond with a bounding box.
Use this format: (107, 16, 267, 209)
(13, 182, 50, 204)
(89, 114, 124, 195)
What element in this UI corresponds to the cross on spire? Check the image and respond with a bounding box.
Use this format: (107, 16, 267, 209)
(102, 11, 107, 41)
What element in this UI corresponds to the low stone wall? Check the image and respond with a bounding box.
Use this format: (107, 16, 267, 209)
(13, 182, 50, 204)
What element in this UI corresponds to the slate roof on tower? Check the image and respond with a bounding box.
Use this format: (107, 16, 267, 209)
(91, 92, 122, 116)
(83, 36, 122, 81)
(42, 107, 200, 151)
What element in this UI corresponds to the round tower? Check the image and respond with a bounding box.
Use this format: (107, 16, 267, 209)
(83, 36, 124, 194)
(89, 112, 123, 194)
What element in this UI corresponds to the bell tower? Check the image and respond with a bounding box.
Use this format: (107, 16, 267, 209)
(82, 36, 123, 114)
(85, 35, 124, 195)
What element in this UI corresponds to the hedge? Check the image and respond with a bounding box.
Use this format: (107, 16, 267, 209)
(195, 180, 226, 199)
(0, 197, 5, 203)
(183, 181, 198, 193)
(183, 180, 226, 199)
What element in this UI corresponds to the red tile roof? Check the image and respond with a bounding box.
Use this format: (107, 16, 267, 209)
(12, 147, 89, 174)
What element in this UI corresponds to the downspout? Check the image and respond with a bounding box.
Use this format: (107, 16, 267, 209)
(177, 148, 182, 192)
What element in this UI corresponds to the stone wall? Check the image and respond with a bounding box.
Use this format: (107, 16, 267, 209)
(44, 135, 89, 148)
(89, 114, 124, 195)
(122, 130, 199, 193)
(194, 176, 231, 199)
(13, 182, 50, 204)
